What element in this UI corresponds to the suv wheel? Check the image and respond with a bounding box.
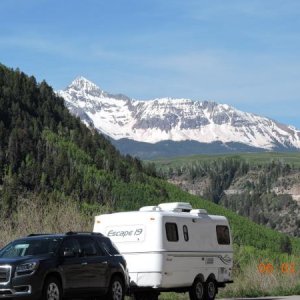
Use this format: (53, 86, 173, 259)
(42, 276, 62, 300)
(107, 275, 124, 300)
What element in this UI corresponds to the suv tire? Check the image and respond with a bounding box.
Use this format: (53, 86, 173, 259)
(107, 275, 125, 300)
(42, 276, 62, 300)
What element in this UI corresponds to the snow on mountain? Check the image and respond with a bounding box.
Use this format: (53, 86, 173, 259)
(57, 77, 300, 151)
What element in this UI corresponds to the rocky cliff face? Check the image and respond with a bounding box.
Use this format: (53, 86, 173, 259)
(165, 158, 300, 237)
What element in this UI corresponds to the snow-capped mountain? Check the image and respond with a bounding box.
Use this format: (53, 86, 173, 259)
(57, 77, 300, 157)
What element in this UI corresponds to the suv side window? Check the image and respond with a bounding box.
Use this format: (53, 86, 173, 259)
(78, 237, 101, 257)
(60, 238, 81, 256)
(99, 238, 120, 255)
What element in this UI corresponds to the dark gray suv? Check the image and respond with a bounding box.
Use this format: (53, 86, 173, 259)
(0, 232, 129, 300)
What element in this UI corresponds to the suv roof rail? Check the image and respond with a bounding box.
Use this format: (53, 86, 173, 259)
(65, 231, 103, 236)
(27, 233, 52, 237)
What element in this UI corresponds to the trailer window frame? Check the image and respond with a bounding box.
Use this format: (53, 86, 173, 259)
(165, 223, 179, 242)
(216, 225, 230, 245)
(183, 225, 189, 241)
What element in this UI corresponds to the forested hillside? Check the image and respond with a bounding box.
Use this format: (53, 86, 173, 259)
(2, 64, 300, 296)
(158, 156, 300, 236)
(0, 64, 161, 215)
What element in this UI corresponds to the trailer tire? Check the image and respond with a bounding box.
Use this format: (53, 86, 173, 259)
(189, 277, 204, 300)
(204, 279, 217, 300)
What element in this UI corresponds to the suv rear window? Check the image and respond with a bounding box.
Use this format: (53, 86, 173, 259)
(165, 223, 178, 242)
(216, 225, 230, 245)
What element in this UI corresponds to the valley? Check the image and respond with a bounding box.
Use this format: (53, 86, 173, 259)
(154, 153, 300, 237)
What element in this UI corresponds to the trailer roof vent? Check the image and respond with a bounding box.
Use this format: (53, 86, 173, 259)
(190, 209, 208, 215)
(158, 202, 193, 212)
(139, 206, 162, 212)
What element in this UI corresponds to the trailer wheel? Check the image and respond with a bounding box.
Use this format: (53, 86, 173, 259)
(204, 279, 217, 300)
(189, 277, 204, 300)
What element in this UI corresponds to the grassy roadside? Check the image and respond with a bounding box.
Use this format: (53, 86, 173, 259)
(158, 256, 300, 299)
(219, 263, 300, 298)
(0, 195, 94, 248)
(218, 245, 300, 298)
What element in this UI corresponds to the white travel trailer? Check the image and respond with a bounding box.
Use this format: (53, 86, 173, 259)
(93, 202, 233, 300)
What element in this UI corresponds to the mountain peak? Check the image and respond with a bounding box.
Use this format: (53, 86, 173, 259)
(61, 77, 132, 102)
(62, 76, 108, 100)
(68, 76, 101, 92)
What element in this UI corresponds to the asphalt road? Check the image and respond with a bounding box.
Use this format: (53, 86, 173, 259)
(221, 297, 300, 300)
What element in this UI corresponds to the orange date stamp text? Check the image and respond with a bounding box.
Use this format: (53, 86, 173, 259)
(258, 262, 295, 274)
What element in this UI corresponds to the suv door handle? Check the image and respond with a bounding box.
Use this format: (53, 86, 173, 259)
(101, 261, 108, 265)
(81, 262, 88, 266)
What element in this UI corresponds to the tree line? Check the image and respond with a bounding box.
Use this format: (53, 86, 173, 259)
(0, 64, 161, 216)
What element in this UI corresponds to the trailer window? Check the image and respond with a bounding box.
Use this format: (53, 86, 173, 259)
(216, 225, 230, 245)
(165, 223, 178, 242)
(183, 225, 189, 241)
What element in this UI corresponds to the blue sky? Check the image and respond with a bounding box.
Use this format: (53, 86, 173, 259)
(1, 0, 300, 128)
